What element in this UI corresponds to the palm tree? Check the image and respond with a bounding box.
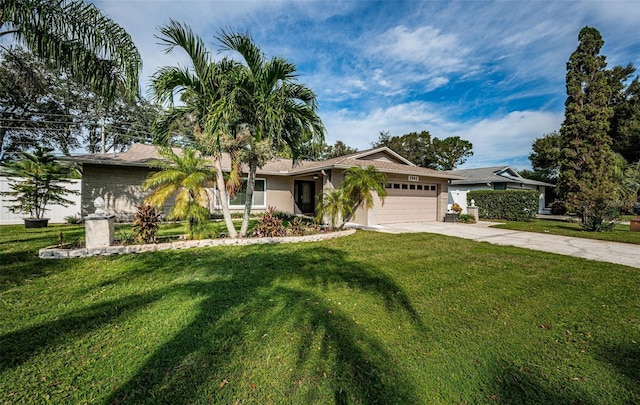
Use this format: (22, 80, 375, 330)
(0, 0, 141, 101)
(215, 30, 325, 237)
(143, 147, 215, 239)
(341, 165, 387, 224)
(0, 146, 78, 222)
(315, 166, 387, 229)
(150, 20, 239, 238)
(315, 188, 348, 230)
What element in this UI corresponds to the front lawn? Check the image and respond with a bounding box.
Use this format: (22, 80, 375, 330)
(492, 219, 640, 245)
(1, 224, 639, 404)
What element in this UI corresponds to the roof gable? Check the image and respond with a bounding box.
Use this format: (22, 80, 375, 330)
(349, 147, 416, 166)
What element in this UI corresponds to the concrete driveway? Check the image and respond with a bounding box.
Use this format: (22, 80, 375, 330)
(372, 221, 640, 269)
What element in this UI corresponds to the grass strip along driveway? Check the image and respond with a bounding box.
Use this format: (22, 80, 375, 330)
(493, 219, 640, 245)
(1, 224, 639, 404)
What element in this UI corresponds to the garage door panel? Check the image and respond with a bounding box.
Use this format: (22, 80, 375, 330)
(377, 195, 437, 224)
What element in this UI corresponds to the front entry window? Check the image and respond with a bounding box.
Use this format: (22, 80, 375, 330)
(229, 179, 266, 207)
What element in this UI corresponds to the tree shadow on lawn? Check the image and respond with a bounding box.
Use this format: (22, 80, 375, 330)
(0, 227, 85, 292)
(102, 243, 425, 404)
(595, 341, 640, 400)
(481, 360, 596, 405)
(0, 291, 166, 373)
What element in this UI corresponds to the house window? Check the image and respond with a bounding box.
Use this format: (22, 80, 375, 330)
(430, 185, 436, 191)
(401, 184, 408, 190)
(417, 185, 423, 190)
(393, 183, 400, 189)
(229, 178, 266, 207)
(409, 184, 416, 190)
(385, 183, 392, 189)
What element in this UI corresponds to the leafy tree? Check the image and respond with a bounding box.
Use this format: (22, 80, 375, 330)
(319, 140, 358, 159)
(142, 147, 215, 239)
(150, 20, 240, 238)
(0, 146, 79, 220)
(429, 136, 473, 170)
(372, 130, 432, 167)
(372, 130, 472, 170)
(529, 131, 562, 180)
(0, 47, 158, 160)
(557, 26, 617, 231)
(0, 47, 80, 160)
(0, 0, 141, 102)
(608, 64, 640, 164)
(215, 30, 325, 237)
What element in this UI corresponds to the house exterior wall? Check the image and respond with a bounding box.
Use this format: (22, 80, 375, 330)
(82, 164, 299, 221)
(81, 164, 149, 221)
(264, 176, 294, 214)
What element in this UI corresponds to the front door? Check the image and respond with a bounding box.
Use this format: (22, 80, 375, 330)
(294, 180, 316, 214)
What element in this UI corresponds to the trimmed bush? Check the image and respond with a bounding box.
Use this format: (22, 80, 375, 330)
(468, 190, 538, 221)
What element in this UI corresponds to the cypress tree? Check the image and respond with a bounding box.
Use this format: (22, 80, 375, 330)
(557, 26, 618, 231)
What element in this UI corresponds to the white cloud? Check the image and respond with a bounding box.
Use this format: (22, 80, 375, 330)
(321, 104, 563, 169)
(425, 77, 449, 92)
(374, 25, 468, 71)
(451, 110, 564, 168)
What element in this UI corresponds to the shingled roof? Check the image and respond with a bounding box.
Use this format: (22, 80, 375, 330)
(447, 166, 553, 187)
(62, 143, 462, 180)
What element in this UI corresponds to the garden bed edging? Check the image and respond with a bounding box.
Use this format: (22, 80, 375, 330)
(39, 229, 356, 259)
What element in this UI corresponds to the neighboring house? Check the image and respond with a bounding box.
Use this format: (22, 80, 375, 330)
(446, 166, 555, 214)
(62, 143, 462, 226)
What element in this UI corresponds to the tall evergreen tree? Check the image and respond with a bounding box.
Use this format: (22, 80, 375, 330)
(557, 26, 617, 231)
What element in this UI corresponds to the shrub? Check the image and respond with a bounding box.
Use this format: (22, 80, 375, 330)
(254, 206, 286, 237)
(551, 200, 568, 215)
(579, 194, 618, 232)
(457, 213, 476, 223)
(65, 215, 82, 224)
(132, 203, 162, 243)
(468, 190, 538, 221)
(287, 216, 317, 236)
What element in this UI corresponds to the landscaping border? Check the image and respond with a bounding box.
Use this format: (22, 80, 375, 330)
(39, 229, 356, 259)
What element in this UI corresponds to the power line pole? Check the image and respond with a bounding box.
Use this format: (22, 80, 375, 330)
(101, 117, 105, 154)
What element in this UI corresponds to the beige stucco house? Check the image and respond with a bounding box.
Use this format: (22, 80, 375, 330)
(64, 143, 462, 226)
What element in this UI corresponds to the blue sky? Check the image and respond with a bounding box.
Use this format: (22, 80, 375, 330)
(95, 0, 640, 169)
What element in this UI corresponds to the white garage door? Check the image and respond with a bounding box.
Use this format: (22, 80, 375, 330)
(376, 183, 438, 224)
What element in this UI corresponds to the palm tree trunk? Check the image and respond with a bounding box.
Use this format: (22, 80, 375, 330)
(213, 156, 237, 238)
(239, 158, 258, 237)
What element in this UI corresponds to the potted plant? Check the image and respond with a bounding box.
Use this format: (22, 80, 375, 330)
(445, 203, 463, 222)
(1, 147, 79, 228)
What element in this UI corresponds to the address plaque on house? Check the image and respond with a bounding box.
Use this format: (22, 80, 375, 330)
(408, 175, 419, 182)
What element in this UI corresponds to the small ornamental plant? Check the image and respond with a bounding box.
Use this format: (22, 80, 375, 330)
(254, 206, 286, 237)
(0, 147, 79, 226)
(132, 203, 163, 244)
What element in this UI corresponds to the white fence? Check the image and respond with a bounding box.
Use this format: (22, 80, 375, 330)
(0, 176, 82, 225)
(448, 190, 468, 213)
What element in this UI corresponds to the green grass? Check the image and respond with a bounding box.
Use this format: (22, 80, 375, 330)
(1, 224, 639, 404)
(492, 219, 640, 245)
